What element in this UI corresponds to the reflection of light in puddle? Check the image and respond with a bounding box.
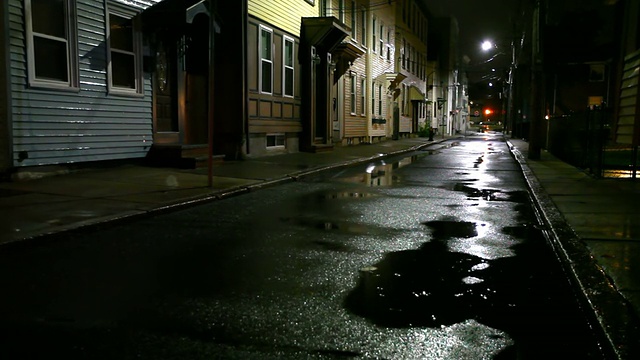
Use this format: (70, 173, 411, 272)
(603, 170, 637, 179)
(449, 241, 516, 260)
(462, 276, 484, 284)
(345, 156, 419, 187)
(471, 263, 490, 271)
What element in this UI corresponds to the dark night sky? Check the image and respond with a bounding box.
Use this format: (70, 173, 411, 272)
(423, 0, 524, 102)
(423, 0, 522, 63)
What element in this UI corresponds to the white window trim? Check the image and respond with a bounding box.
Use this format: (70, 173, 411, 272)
(378, 83, 383, 116)
(360, 7, 367, 48)
(106, 2, 143, 96)
(360, 77, 366, 116)
(24, 0, 79, 91)
(371, 81, 376, 115)
(259, 25, 274, 95)
(283, 35, 294, 98)
(372, 17, 377, 53)
(379, 22, 384, 56)
(350, 1, 356, 41)
(349, 73, 356, 115)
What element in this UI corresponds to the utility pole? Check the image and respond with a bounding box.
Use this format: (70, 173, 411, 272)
(528, 0, 544, 160)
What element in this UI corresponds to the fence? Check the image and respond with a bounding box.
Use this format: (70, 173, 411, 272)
(546, 108, 640, 179)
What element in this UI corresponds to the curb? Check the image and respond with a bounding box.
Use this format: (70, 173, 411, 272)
(506, 140, 640, 360)
(3, 138, 450, 248)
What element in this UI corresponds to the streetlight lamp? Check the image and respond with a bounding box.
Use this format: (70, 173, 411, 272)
(481, 40, 493, 51)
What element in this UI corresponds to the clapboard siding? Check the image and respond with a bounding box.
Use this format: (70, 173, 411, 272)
(615, 49, 640, 145)
(248, 0, 317, 36)
(8, 0, 158, 167)
(0, 1, 10, 171)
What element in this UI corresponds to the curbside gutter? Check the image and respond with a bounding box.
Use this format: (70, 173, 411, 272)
(4, 139, 445, 248)
(506, 140, 640, 360)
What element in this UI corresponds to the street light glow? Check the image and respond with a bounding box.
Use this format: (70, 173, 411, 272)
(481, 40, 493, 51)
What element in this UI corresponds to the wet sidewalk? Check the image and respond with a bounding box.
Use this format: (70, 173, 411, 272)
(0, 134, 638, 358)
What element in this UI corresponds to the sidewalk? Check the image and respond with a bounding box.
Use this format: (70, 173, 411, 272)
(0, 134, 638, 358)
(508, 138, 640, 359)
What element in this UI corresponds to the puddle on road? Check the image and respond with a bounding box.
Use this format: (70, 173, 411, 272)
(280, 217, 371, 235)
(422, 220, 480, 240)
(452, 183, 529, 203)
(343, 240, 505, 328)
(334, 155, 420, 187)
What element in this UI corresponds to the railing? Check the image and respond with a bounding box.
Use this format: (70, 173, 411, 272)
(545, 107, 640, 178)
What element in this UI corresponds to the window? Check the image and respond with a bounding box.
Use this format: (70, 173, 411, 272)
(350, 74, 356, 114)
(25, 0, 78, 89)
(386, 29, 391, 60)
(338, 0, 345, 22)
(372, 17, 377, 53)
(379, 23, 384, 55)
(107, 4, 143, 95)
(351, 1, 356, 40)
(283, 36, 294, 97)
(378, 84, 383, 116)
(371, 81, 376, 115)
(360, 78, 366, 115)
(401, 39, 406, 69)
(319, 0, 328, 16)
(360, 7, 366, 47)
(259, 25, 273, 94)
(267, 134, 285, 148)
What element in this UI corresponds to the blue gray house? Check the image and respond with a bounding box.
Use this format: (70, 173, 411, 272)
(0, 0, 169, 178)
(1, 0, 249, 177)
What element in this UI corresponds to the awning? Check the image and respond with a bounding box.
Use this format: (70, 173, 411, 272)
(333, 41, 365, 64)
(409, 85, 426, 102)
(302, 17, 350, 52)
(385, 72, 407, 91)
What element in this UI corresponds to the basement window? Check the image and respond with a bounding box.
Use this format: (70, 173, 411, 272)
(267, 134, 285, 148)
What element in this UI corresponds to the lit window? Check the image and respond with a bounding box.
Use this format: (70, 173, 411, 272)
(260, 25, 273, 94)
(25, 0, 78, 89)
(283, 36, 294, 97)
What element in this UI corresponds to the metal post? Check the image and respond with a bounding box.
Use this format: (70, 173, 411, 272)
(207, 0, 215, 187)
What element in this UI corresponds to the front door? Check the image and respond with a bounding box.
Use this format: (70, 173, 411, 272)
(184, 14, 209, 145)
(153, 39, 180, 144)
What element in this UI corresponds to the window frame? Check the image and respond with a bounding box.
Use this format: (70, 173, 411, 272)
(360, 78, 366, 116)
(371, 81, 376, 115)
(378, 83, 383, 116)
(350, 1, 357, 41)
(24, 0, 79, 91)
(106, 2, 143, 96)
(266, 133, 286, 149)
(372, 17, 377, 53)
(283, 35, 295, 98)
(379, 22, 384, 56)
(259, 25, 274, 95)
(349, 73, 356, 115)
(360, 7, 367, 47)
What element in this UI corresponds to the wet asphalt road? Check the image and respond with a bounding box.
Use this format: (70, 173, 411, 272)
(0, 134, 607, 359)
